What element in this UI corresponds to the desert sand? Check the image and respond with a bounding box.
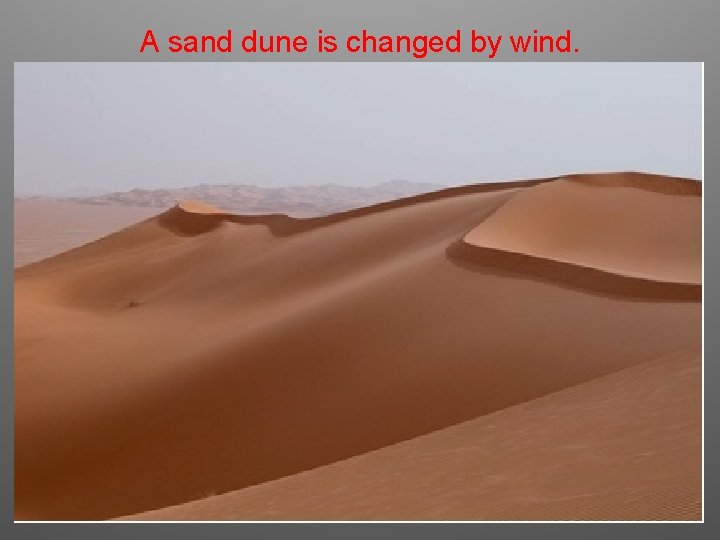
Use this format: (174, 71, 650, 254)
(14, 172, 702, 521)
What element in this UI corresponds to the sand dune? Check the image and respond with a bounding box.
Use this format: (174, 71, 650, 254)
(463, 173, 701, 285)
(14, 173, 702, 521)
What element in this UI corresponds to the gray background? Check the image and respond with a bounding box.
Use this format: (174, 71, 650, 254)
(0, 0, 715, 538)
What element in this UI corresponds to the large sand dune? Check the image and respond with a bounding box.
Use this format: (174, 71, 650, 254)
(463, 173, 701, 285)
(14, 172, 702, 521)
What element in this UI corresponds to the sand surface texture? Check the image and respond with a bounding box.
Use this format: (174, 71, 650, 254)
(14, 172, 701, 521)
(128, 347, 700, 521)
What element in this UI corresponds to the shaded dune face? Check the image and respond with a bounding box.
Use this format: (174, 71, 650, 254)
(14, 173, 701, 520)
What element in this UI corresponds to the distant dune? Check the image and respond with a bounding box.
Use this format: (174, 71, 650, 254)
(14, 172, 702, 521)
(55, 180, 446, 217)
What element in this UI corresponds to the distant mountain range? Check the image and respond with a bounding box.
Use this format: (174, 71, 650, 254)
(21, 180, 446, 217)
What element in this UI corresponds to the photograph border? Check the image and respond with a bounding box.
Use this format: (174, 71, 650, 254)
(1, 1, 716, 538)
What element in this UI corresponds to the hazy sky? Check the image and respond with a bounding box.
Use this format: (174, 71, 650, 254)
(15, 62, 701, 195)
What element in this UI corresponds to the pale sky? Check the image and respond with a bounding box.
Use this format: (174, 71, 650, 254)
(14, 62, 701, 195)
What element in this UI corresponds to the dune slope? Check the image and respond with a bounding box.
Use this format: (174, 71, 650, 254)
(126, 347, 701, 521)
(14, 173, 701, 520)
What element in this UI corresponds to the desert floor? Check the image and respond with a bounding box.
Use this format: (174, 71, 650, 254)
(14, 200, 160, 268)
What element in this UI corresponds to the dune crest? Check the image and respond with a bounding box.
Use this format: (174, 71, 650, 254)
(177, 199, 225, 215)
(563, 171, 701, 195)
(150, 178, 549, 239)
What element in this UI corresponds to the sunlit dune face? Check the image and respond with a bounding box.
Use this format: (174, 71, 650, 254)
(464, 174, 701, 285)
(177, 199, 226, 215)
